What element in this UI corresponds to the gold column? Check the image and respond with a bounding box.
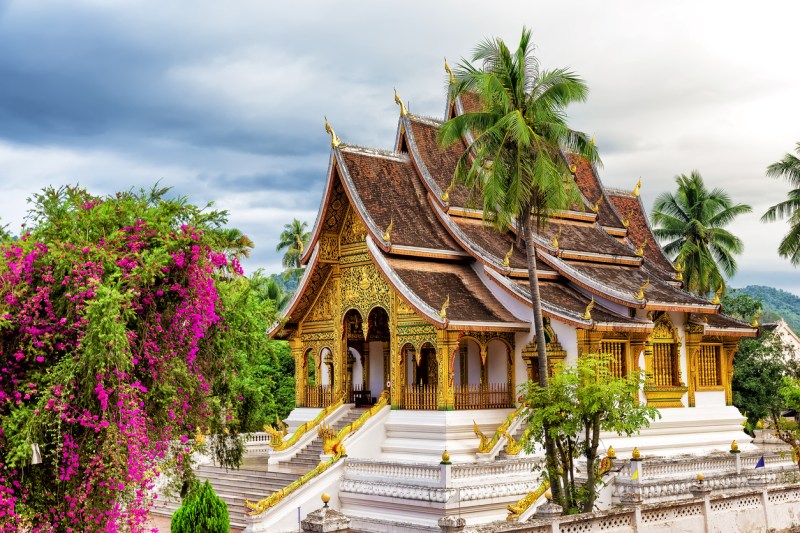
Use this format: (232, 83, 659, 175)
(437, 329, 458, 410)
(723, 339, 740, 406)
(291, 335, 306, 407)
(629, 334, 648, 406)
(684, 324, 704, 407)
(643, 338, 654, 386)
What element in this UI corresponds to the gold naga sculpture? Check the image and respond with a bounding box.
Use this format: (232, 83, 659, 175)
(324, 116, 341, 147)
(444, 57, 455, 85)
(394, 87, 408, 116)
(633, 177, 642, 197)
(551, 227, 562, 249)
(583, 296, 594, 321)
(441, 180, 454, 203)
(503, 243, 514, 267)
(473, 420, 492, 453)
(635, 238, 647, 257)
(264, 416, 288, 447)
(635, 277, 650, 300)
(711, 287, 723, 305)
(382, 217, 393, 244)
(439, 295, 450, 319)
(590, 194, 603, 213)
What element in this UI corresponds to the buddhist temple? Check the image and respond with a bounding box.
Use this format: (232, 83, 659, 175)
(243, 70, 758, 532)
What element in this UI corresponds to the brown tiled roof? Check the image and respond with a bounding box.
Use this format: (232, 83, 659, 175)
(385, 256, 520, 324)
(340, 149, 461, 252)
(704, 313, 753, 330)
(407, 117, 475, 209)
(538, 221, 639, 259)
(567, 155, 625, 229)
(453, 217, 529, 270)
(560, 260, 709, 307)
(606, 190, 676, 274)
(457, 92, 484, 114)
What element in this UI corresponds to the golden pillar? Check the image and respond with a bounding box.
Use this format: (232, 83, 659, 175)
(629, 333, 648, 406)
(684, 324, 704, 407)
(576, 329, 603, 357)
(723, 339, 740, 406)
(291, 336, 306, 407)
(437, 329, 458, 410)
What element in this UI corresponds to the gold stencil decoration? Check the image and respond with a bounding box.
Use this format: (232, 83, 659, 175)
(340, 263, 391, 319)
(340, 208, 367, 246)
(306, 278, 336, 322)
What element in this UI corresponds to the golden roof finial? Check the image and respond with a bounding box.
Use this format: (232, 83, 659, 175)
(441, 180, 454, 203)
(583, 296, 594, 321)
(607, 446, 616, 459)
(674, 259, 684, 272)
(635, 238, 647, 257)
(503, 243, 514, 268)
(633, 177, 642, 197)
(751, 309, 761, 328)
(324, 116, 341, 148)
(590, 194, 603, 213)
(382, 217, 394, 243)
(444, 57, 455, 85)
(569, 164, 577, 174)
(394, 87, 408, 116)
(635, 277, 650, 300)
(622, 208, 633, 228)
(552, 227, 562, 249)
(439, 295, 450, 319)
(590, 136, 595, 146)
(711, 286, 722, 305)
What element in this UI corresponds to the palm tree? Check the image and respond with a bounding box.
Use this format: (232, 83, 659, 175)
(213, 227, 255, 261)
(276, 219, 310, 277)
(651, 171, 751, 296)
(439, 27, 598, 506)
(762, 142, 800, 266)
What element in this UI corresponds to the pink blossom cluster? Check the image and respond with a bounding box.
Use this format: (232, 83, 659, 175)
(0, 212, 236, 532)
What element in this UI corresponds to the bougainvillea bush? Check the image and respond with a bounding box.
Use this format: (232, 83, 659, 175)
(0, 186, 255, 532)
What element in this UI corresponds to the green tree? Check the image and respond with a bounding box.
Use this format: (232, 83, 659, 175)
(522, 354, 658, 513)
(652, 171, 751, 296)
(732, 331, 797, 431)
(773, 377, 800, 471)
(438, 27, 598, 505)
(276, 219, 310, 273)
(762, 142, 800, 266)
(720, 289, 762, 324)
(171, 479, 230, 533)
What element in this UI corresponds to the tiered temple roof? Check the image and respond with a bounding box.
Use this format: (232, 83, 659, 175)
(272, 89, 755, 341)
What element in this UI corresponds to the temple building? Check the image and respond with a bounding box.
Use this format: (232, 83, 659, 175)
(249, 75, 758, 532)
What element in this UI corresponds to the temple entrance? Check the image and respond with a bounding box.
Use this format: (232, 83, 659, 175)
(454, 337, 513, 409)
(343, 309, 365, 404)
(303, 347, 333, 407)
(366, 308, 390, 402)
(401, 342, 438, 409)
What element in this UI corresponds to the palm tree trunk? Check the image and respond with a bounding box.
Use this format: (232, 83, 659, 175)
(522, 213, 564, 505)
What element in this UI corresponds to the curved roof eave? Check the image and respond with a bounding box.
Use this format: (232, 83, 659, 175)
(268, 242, 321, 339)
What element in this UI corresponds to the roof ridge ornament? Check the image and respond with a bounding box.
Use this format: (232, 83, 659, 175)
(635, 238, 647, 257)
(583, 296, 594, 321)
(633, 178, 642, 197)
(394, 88, 408, 116)
(710, 287, 722, 305)
(751, 309, 761, 328)
(503, 243, 514, 267)
(674, 259, 685, 281)
(622, 208, 633, 228)
(441, 180, 454, 203)
(590, 194, 603, 213)
(444, 57, 455, 85)
(382, 216, 394, 244)
(551, 227, 562, 249)
(439, 295, 450, 319)
(324, 116, 341, 148)
(635, 277, 650, 300)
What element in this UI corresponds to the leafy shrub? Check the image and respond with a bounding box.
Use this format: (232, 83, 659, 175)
(171, 479, 229, 533)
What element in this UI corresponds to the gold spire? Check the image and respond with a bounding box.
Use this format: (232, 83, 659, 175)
(635, 238, 647, 257)
(394, 87, 408, 116)
(382, 217, 394, 243)
(324, 116, 341, 148)
(551, 227, 562, 249)
(444, 57, 455, 85)
(441, 180, 454, 203)
(590, 194, 603, 213)
(439, 295, 450, 319)
(751, 309, 761, 328)
(583, 296, 594, 321)
(633, 178, 642, 197)
(635, 277, 650, 300)
(503, 243, 514, 267)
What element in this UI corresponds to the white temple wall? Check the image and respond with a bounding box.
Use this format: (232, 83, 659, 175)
(551, 319, 579, 364)
(695, 390, 726, 407)
(320, 348, 331, 386)
(669, 311, 690, 406)
(487, 339, 507, 384)
(368, 340, 384, 392)
(466, 340, 481, 385)
(349, 347, 363, 388)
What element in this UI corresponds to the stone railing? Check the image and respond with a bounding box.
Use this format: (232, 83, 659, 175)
(452, 457, 542, 486)
(474, 405, 527, 461)
(473, 484, 800, 533)
(617, 450, 795, 480)
(344, 460, 443, 487)
(242, 432, 273, 456)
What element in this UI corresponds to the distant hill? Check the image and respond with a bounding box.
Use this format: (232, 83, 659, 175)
(735, 285, 800, 334)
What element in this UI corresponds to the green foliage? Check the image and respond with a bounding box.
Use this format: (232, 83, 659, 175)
(651, 171, 751, 296)
(521, 354, 659, 512)
(215, 272, 295, 433)
(761, 142, 800, 265)
(171, 479, 230, 533)
(733, 331, 798, 430)
(276, 219, 310, 270)
(774, 377, 800, 470)
(720, 289, 762, 323)
(735, 285, 800, 334)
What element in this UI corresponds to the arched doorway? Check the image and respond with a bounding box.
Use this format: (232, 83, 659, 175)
(402, 342, 438, 409)
(343, 309, 365, 404)
(366, 307, 390, 403)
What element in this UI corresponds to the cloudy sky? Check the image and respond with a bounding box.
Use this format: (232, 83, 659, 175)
(1, 1, 798, 294)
